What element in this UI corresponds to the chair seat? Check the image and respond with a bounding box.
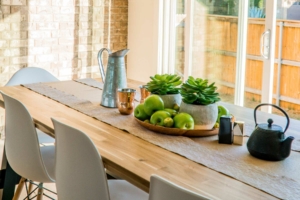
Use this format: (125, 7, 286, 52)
(40, 145, 55, 181)
(108, 180, 148, 200)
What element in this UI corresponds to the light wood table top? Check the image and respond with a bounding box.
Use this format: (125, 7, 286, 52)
(0, 80, 279, 200)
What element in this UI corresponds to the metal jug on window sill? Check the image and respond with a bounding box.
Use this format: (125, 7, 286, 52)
(247, 103, 294, 161)
(98, 48, 129, 108)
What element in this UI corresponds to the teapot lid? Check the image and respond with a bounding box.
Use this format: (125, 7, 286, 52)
(257, 118, 282, 132)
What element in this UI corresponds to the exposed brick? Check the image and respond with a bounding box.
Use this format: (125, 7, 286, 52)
(0, 6, 10, 14)
(52, 0, 75, 6)
(10, 39, 34, 47)
(36, 22, 60, 30)
(11, 22, 36, 31)
(1, 47, 28, 57)
(1, 0, 11, 6)
(58, 52, 75, 61)
(36, 6, 60, 14)
(0, 40, 9, 48)
(53, 14, 75, 22)
(51, 45, 73, 53)
(39, 0, 51, 6)
(1, 31, 27, 39)
(59, 38, 79, 45)
(0, 57, 10, 66)
(28, 47, 52, 55)
(76, 0, 92, 6)
(93, 0, 103, 6)
(34, 38, 58, 46)
(0, 23, 10, 31)
(59, 22, 77, 30)
(11, 0, 26, 6)
(51, 30, 75, 38)
(28, 30, 52, 39)
(79, 36, 92, 44)
(60, 6, 77, 14)
(29, 14, 53, 22)
(10, 55, 35, 64)
(35, 54, 58, 62)
(0, 0, 129, 85)
(28, 62, 51, 69)
(79, 22, 92, 29)
(78, 29, 91, 37)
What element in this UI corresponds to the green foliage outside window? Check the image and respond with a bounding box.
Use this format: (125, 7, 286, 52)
(196, 0, 265, 18)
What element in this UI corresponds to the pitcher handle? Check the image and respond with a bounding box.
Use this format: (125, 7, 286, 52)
(97, 48, 111, 83)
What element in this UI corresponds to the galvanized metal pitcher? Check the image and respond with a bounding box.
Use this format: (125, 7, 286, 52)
(98, 48, 129, 108)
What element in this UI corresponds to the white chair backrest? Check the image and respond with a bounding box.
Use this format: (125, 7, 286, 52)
(52, 118, 110, 200)
(149, 175, 210, 200)
(5, 67, 59, 86)
(1, 91, 54, 182)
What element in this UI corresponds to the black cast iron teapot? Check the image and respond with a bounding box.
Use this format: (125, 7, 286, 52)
(247, 103, 294, 161)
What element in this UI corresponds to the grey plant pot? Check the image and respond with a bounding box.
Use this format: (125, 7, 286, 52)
(158, 94, 182, 109)
(179, 102, 218, 130)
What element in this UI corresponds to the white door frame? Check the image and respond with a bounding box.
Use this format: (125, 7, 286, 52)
(234, 0, 249, 106)
(261, 0, 277, 112)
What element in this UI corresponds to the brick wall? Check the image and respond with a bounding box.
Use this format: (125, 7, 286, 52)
(0, 0, 128, 85)
(0, 0, 128, 137)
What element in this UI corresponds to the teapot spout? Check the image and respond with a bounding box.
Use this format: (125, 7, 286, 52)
(110, 49, 130, 57)
(280, 136, 294, 158)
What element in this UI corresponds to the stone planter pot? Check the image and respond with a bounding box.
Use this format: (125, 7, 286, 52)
(158, 94, 182, 109)
(179, 102, 218, 130)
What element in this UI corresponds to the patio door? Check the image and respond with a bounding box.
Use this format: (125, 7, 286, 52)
(248, 0, 277, 112)
(174, 0, 248, 106)
(174, 0, 280, 112)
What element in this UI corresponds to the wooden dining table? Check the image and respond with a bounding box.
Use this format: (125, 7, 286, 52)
(0, 78, 297, 200)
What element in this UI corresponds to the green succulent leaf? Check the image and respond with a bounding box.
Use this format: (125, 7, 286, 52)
(180, 76, 220, 105)
(146, 74, 183, 95)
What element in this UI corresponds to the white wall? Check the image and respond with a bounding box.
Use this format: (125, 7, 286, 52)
(127, 0, 162, 83)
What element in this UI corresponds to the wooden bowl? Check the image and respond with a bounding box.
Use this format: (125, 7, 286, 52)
(135, 118, 218, 137)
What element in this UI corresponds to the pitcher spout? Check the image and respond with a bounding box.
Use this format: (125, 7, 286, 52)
(110, 49, 130, 57)
(280, 136, 294, 158)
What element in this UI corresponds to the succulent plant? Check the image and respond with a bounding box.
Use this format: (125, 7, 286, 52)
(180, 76, 220, 105)
(145, 74, 182, 95)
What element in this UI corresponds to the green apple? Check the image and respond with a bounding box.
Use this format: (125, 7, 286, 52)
(163, 117, 174, 127)
(144, 95, 164, 116)
(173, 103, 180, 111)
(164, 108, 178, 117)
(150, 110, 171, 126)
(134, 103, 150, 121)
(173, 112, 194, 130)
(217, 105, 230, 123)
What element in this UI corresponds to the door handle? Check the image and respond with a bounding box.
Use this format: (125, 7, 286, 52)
(260, 30, 270, 59)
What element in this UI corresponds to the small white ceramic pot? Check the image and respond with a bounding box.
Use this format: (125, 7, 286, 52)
(158, 94, 182, 109)
(179, 102, 218, 130)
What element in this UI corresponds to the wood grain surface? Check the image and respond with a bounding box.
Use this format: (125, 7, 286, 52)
(0, 80, 279, 200)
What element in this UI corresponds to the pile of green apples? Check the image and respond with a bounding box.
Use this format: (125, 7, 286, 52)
(134, 95, 195, 130)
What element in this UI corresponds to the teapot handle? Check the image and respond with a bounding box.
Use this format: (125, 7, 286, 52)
(97, 48, 112, 83)
(254, 103, 290, 133)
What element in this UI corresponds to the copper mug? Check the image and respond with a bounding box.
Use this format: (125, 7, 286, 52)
(139, 85, 151, 103)
(117, 88, 136, 115)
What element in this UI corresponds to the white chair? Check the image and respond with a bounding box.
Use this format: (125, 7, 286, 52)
(51, 118, 148, 200)
(149, 175, 210, 200)
(5, 67, 59, 144)
(5, 67, 59, 86)
(1, 92, 55, 200)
